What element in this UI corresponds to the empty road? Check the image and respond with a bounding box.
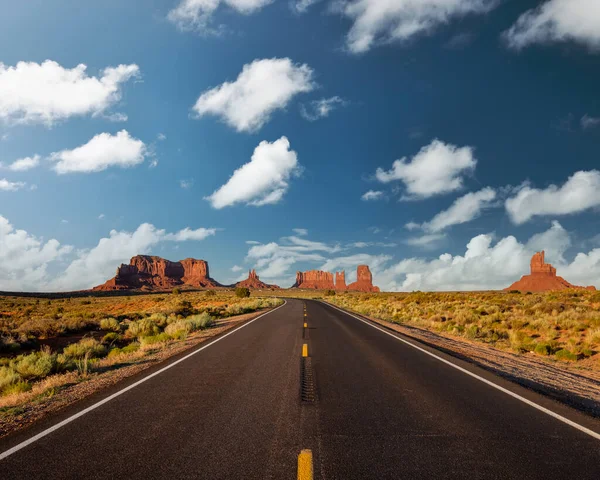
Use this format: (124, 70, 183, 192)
(1, 299, 599, 479)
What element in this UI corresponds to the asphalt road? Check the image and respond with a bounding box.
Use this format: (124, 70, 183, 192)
(1, 298, 599, 479)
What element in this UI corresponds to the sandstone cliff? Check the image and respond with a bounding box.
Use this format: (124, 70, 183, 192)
(293, 265, 380, 292)
(235, 270, 280, 290)
(93, 255, 222, 291)
(505, 251, 596, 292)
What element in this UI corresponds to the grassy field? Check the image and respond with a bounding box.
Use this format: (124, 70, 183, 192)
(0, 290, 282, 408)
(320, 290, 600, 366)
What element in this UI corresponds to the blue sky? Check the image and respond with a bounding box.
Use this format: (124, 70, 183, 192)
(1, 0, 600, 292)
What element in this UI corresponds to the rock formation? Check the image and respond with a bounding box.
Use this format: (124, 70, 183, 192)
(505, 251, 596, 292)
(293, 265, 380, 292)
(293, 270, 335, 289)
(235, 269, 280, 290)
(335, 271, 347, 291)
(347, 265, 380, 292)
(93, 255, 222, 291)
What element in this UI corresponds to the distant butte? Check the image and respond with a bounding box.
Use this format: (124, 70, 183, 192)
(93, 255, 222, 291)
(293, 265, 380, 292)
(235, 269, 280, 290)
(505, 251, 596, 292)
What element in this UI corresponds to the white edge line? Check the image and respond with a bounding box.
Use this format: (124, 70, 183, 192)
(322, 301, 600, 441)
(0, 300, 288, 461)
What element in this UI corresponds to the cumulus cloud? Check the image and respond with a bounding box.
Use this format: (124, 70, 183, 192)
(193, 58, 315, 132)
(50, 130, 147, 174)
(180, 178, 194, 189)
(404, 233, 446, 249)
(377, 221, 592, 291)
(0, 60, 139, 126)
(375, 139, 476, 199)
(293, 0, 322, 14)
(338, 0, 498, 54)
(504, 0, 600, 51)
(231, 265, 243, 272)
(361, 190, 384, 201)
(205, 136, 300, 208)
(300, 96, 346, 121)
(293, 228, 308, 236)
(0, 215, 73, 291)
(168, 0, 273, 33)
(505, 170, 600, 224)
(416, 187, 497, 232)
(0, 179, 26, 191)
(6, 155, 40, 172)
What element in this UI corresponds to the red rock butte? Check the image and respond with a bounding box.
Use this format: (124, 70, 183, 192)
(235, 269, 280, 290)
(293, 265, 380, 292)
(93, 255, 222, 291)
(505, 251, 596, 292)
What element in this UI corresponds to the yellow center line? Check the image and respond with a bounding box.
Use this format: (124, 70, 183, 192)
(303, 322, 307, 328)
(297, 449, 313, 480)
(302, 343, 308, 357)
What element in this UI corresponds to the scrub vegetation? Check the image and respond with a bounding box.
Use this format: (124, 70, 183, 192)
(0, 291, 282, 414)
(324, 290, 600, 368)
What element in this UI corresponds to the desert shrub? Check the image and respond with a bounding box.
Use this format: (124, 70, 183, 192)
(555, 349, 578, 361)
(63, 338, 106, 359)
(534, 343, 552, 356)
(140, 333, 172, 346)
(146, 313, 168, 328)
(176, 301, 195, 317)
(165, 312, 214, 337)
(324, 290, 336, 297)
(205, 290, 216, 297)
(235, 287, 251, 298)
(126, 319, 160, 339)
(101, 332, 121, 345)
(107, 342, 140, 358)
(2, 381, 31, 396)
(12, 349, 57, 380)
(172, 288, 181, 295)
(0, 366, 21, 391)
(100, 317, 120, 332)
(508, 290, 520, 294)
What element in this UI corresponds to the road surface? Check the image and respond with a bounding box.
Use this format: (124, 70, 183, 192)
(1, 298, 599, 479)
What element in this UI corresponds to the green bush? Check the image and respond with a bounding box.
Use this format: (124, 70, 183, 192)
(101, 332, 121, 345)
(534, 343, 552, 356)
(126, 319, 160, 339)
(0, 366, 21, 391)
(205, 290, 216, 297)
(555, 349, 578, 361)
(12, 350, 57, 380)
(164, 312, 214, 337)
(235, 287, 250, 298)
(140, 333, 172, 346)
(107, 342, 140, 358)
(324, 290, 336, 296)
(3, 381, 31, 396)
(100, 317, 120, 332)
(172, 288, 181, 295)
(63, 338, 106, 359)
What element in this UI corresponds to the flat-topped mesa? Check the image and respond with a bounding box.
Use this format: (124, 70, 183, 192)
(93, 255, 221, 291)
(235, 269, 280, 290)
(347, 265, 380, 293)
(505, 251, 596, 292)
(293, 270, 335, 289)
(335, 271, 347, 291)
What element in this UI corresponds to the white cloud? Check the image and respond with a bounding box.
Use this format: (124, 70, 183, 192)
(417, 187, 497, 232)
(375, 139, 477, 199)
(50, 130, 147, 174)
(293, 0, 322, 14)
(0, 215, 72, 291)
(378, 221, 589, 291)
(164, 227, 217, 242)
(0, 179, 26, 191)
(339, 0, 498, 54)
(6, 155, 40, 172)
(300, 96, 346, 121)
(504, 0, 600, 51)
(293, 228, 308, 236)
(505, 170, 600, 224)
(158, 133, 167, 141)
(168, 0, 273, 33)
(404, 233, 446, 249)
(581, 114, 600, 130)
(180, 178, 194, 189)
(231, 265, 243, 272)
(0, 60, 139, 126)
(206, 136, 300, 208)
(193, 58, 315, 132)
(361, 190, 384, 201)
(98, 214, 105, 220)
